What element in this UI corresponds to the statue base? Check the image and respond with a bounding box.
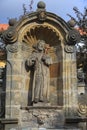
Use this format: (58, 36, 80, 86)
(20, 106, 64, 128)
(33, 102, 51, 106)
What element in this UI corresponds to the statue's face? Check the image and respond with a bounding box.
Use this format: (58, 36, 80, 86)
(37, 41, 45, 51)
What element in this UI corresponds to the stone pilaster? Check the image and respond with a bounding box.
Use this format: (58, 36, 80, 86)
(63, 46, 78, 117)
(5, 43, 30, 123)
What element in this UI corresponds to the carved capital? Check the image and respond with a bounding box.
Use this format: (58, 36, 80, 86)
(6, 44, 18, 53)
(6, 43, 32, 53)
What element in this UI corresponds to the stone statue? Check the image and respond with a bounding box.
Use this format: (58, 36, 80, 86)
(26, 40, 52, 104)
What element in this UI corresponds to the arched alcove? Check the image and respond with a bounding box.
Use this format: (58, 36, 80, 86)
(16, 21, 64, 106)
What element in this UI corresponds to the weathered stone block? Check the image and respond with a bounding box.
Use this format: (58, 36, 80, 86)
(5, 124, 18, 130)
(11, 91, 21, 105)
(19, 109, 64, 128)
(21, 91, 29, 106)
(5, 106, 20, 118)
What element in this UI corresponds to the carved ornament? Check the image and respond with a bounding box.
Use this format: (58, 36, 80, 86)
(66, 29, 81, 45)
(78, 94, 87, 117)
(20, 25, 61, 47)
(37, 11, 47, 21)
(2, 27, 18, 44)
(64, 45, 74, 53)
(6, 43, 32, 53)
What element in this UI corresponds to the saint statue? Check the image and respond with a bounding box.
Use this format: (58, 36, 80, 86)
(26, 40, 52, 104)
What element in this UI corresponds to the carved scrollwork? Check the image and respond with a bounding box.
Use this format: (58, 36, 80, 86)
(6, 43, 32, 53)
(64, 45, 74, 53)
(66, 29, 81, 45)
(78, 94, 87, 117)
(78, 103, 87, 116)
(2, 27, 18, 44)
(6, 44, 18, 53)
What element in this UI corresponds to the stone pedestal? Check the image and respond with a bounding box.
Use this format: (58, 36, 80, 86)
(20, 109, 64, 128)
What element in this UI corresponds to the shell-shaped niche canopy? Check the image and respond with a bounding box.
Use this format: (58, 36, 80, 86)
(21, 25, 61, 47)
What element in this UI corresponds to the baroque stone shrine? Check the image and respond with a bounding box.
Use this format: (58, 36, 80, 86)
(0, 1, 86, 130)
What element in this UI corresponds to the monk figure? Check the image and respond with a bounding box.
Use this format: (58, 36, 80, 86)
(26, 40, 52, 103)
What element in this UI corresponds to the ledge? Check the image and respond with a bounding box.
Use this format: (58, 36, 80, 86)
(20, 106, 63, 110)
(65, 117, 87, 123)
(0, 118, 18, 124)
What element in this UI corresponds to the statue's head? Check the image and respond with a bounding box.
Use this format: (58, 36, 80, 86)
(37, 40, 45, 51)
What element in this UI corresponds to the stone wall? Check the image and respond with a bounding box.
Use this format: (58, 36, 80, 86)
(5, 41, 79, 129)
(5, 43, 64, 119)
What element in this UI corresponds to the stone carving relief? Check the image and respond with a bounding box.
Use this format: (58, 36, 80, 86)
(20, 109, 64, 128)
(64, 45, 75, 53)
(37, 0, 47, 22)
(2, 27, 18, 44)
(25, 40, 52, 105)
(66, 29, 81, 45)
(77, 67, 85, 84)
(37, 11, 47, 21)
(6, 44, 31, 53)
(78, 94, 87, 117)
(21, 25, 61, 47)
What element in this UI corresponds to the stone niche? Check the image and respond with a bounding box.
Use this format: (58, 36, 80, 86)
(4, 1, 79, 130)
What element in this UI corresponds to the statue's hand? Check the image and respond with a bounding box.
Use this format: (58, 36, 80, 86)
(42, 55, 46, 61)
(27, 57, 36, 66)
(42, 55, 52, 65)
